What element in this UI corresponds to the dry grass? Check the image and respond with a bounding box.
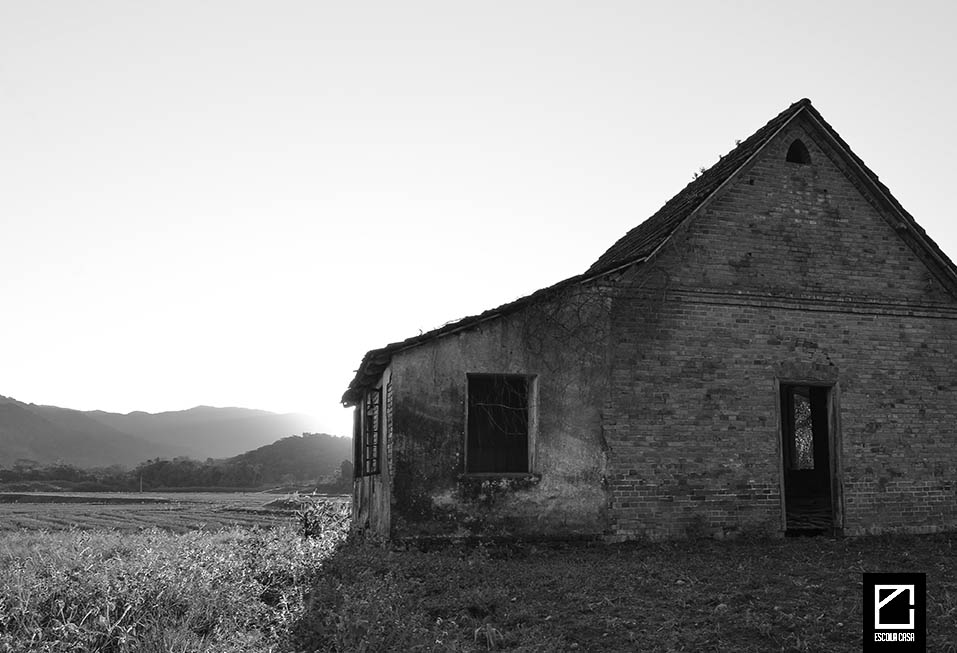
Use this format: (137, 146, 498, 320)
(0, 492, 331, 533)
(295, 532, 957, 652)
(5, 493, 952, 653)
(0, 501, 350, 652)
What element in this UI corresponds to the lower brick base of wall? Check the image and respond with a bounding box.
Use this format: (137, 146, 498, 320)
(606, 476, 957, 541)
(608, 479, 783, 541)
(843, 523, 956, 537)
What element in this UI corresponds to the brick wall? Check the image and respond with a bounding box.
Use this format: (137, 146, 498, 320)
(604, 116, 957, 539)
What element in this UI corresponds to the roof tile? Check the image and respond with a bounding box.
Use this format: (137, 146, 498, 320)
(585, 98, 810, 276)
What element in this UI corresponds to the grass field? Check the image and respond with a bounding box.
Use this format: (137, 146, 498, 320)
(298, 532, 957, 652)
(0, 497, 350, 653)
(2, 494, 953, 652)
(0, 491, 347, 532)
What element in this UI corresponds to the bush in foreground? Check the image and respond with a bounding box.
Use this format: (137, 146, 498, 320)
(0, 503, 349, 653)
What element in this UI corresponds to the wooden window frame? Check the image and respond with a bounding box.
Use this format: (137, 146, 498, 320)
(465, 373, 533, 474)
(352, 406, 362, 478)
(363, 387, 382, 476)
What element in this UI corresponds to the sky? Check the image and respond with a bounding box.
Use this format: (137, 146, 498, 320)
(2, 1, 955, 438)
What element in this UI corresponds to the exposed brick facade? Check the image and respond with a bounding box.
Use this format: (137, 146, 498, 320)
(348, 102, 957, 541)
(603, 118, 957, 539)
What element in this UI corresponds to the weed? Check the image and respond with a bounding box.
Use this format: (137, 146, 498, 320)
(473, 623, 504, 650)
(0, 502, 349, 652)
(298, 497, 350, 539)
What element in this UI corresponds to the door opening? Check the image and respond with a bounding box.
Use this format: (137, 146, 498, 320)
(780, 384, 834, 534)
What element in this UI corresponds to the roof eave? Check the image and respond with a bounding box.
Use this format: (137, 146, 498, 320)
(340, 271, 589, 405)
(801, 106, 957, 293)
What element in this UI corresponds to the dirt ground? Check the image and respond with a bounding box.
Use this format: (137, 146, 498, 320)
(295, 532, 957, 652)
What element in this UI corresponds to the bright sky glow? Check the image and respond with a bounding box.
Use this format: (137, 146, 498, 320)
(2, 1, 955, 436)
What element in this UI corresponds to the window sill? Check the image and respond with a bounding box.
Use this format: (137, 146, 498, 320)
(456, 473, 542, 499)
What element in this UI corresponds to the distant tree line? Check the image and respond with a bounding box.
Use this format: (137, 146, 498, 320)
(132, 457, 270, 490)
(0, 434, 354, 493)
(0, 459, 133, 491)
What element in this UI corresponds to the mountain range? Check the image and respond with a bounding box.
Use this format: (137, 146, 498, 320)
(0, 394, 334, 468)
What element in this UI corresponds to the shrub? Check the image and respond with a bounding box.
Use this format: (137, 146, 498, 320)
(298, 497, 351, 539)
(0, 505, 349, 652)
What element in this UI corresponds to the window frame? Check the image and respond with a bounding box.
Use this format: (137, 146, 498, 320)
(352, 406, 362, 478)
(362, 386, 382, 476)
(464, 373, 535, 475)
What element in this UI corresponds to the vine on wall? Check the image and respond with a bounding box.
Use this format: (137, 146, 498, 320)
(517, 283, 613, 403)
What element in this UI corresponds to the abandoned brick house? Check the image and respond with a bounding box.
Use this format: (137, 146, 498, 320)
(342, 98, 957, 541)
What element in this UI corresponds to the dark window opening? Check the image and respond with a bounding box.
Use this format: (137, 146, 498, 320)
(467, 374, 529, 473)
(363, 388, 381, 475)
(786, 139, 811, 164)
(789, 391, 814, 470)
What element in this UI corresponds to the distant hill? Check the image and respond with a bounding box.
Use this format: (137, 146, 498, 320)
(129, 433, 354, 489)
(0, 395, 335, 468)
(0, 396, 182, 467)
(230, 433, 353, 482)
(0, 431, 353, 491)
(89, 406, 324, 460)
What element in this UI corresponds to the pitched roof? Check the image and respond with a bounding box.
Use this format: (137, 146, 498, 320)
(585, 98, 810, 276)
(341, 272, 585, 405)
(342, 98, 957, 405)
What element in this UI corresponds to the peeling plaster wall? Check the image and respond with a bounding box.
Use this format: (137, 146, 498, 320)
(388, 285, 610, 539)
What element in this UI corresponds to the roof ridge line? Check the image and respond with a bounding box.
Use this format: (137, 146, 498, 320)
(583, 99, 812, 278)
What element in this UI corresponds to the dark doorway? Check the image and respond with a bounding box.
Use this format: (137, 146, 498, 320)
(780, 384, 833, 534)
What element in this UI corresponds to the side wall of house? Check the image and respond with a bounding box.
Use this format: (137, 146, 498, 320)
(606, 116, 957, 540)
(352, 367, 392, 538)
(388, 285, 610, 539)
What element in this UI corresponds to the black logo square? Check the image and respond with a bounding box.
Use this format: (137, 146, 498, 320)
(863, 573, 926, 652)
